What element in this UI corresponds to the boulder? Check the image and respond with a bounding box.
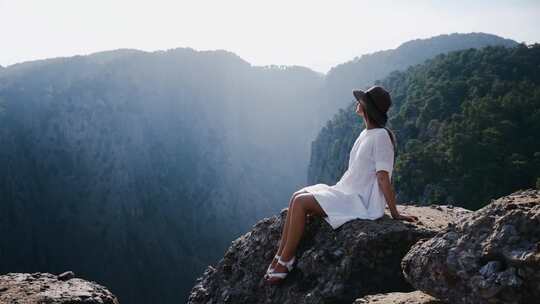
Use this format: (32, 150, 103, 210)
(402, 189, 540, 304)
(354, 290, 443, 304)
(0, 272, 119, 304)
(188, 204, 471, 304)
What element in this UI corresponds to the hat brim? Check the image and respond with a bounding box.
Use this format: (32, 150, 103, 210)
(353, 89, 366, 102)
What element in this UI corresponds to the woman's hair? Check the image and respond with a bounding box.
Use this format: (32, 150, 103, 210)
(384, 127, 397, 153)
(361, 104, 397, 152)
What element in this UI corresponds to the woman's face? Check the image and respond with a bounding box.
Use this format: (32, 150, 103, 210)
(355, 100, 365, 117)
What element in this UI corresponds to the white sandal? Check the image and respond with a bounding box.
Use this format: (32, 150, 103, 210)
(264, 256, 296, 284)
(264, 254, 280, 276)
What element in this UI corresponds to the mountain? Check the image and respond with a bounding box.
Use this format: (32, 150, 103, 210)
(321, 32, 518, 122)
(0, 47, 325, 304)
(1, 48, 232, 303)
(309, 43, 540, 209)
(0, 32, 521, 303)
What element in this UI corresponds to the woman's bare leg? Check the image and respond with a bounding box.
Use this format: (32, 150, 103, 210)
(278, 190, 308, 253)
(266, 194, 327, 281)
(281, 193, 327, 261)
(269, 190, 308, 269)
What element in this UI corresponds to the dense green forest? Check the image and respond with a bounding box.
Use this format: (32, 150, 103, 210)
(309, 44, 540, 210)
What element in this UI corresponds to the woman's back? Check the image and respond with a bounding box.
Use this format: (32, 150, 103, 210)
(299, 127, 395, 229)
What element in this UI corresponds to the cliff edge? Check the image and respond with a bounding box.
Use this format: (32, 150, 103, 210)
(188, 203, 471, 304)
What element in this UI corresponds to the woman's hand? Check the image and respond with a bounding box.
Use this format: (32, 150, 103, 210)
(376, 171, 419, 223)
(394, 214, 419, 222)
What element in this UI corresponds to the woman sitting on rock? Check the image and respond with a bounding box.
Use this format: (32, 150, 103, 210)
(264, 85, 419, 285)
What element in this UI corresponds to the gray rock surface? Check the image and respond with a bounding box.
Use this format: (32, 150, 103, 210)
(402, 189, 540, 304)
(188, 204, 470, 304)
(0, 272, 119, 304)
(354, 290, 443, 304)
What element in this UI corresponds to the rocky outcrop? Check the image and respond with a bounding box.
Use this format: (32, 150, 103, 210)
(402, 189, 540, 304)
(354, 290, 442, 304)
(188, 204, 471, 304)
(0, 272, 119, 304)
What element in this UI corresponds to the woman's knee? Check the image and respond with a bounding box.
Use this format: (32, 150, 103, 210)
(290, 190, 308, 206)
(294, 194, 326, 217)
(291, 194, 310, 212)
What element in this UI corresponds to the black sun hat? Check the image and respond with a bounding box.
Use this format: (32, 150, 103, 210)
(353, 85, 392, 127)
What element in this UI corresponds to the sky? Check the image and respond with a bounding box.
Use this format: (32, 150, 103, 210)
(1, 0, 539, 73)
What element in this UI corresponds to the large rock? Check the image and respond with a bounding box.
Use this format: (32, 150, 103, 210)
(188, 204, 471, 304)
(402, 189, 540, 304)
(0, 272, 119, 304)
(354, 290, 443, 304)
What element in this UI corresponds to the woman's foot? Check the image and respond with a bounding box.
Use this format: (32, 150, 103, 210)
(264, 254, 281, 280)
(264, 255, 296, 285)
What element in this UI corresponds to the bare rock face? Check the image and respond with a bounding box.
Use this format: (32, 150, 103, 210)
(402, 189, 540, 304)
(188, 204, 471, 304)
(354, 290, 443, 304)
(0, 272, 119, 304)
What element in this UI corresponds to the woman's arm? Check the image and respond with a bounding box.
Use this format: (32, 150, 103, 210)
(376, 171, 418, 222)
(376, 171, 399, 218)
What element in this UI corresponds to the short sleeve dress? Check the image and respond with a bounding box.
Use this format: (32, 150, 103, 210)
(299, 127, 395, 230)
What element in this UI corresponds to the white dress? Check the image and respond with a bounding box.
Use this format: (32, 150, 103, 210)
(299, 127, 395, 230)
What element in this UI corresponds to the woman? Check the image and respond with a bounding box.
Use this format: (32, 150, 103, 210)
(264, 85, 419, 285)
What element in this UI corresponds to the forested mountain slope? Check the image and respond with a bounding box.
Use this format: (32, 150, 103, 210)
(0, 48, 323, 304)
(309, 44, 540, 209)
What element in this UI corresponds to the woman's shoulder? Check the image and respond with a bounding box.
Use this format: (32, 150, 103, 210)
(365, 128, 387, 137)
(361, 128, 391, 144)
(367, 128, 393, 146)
